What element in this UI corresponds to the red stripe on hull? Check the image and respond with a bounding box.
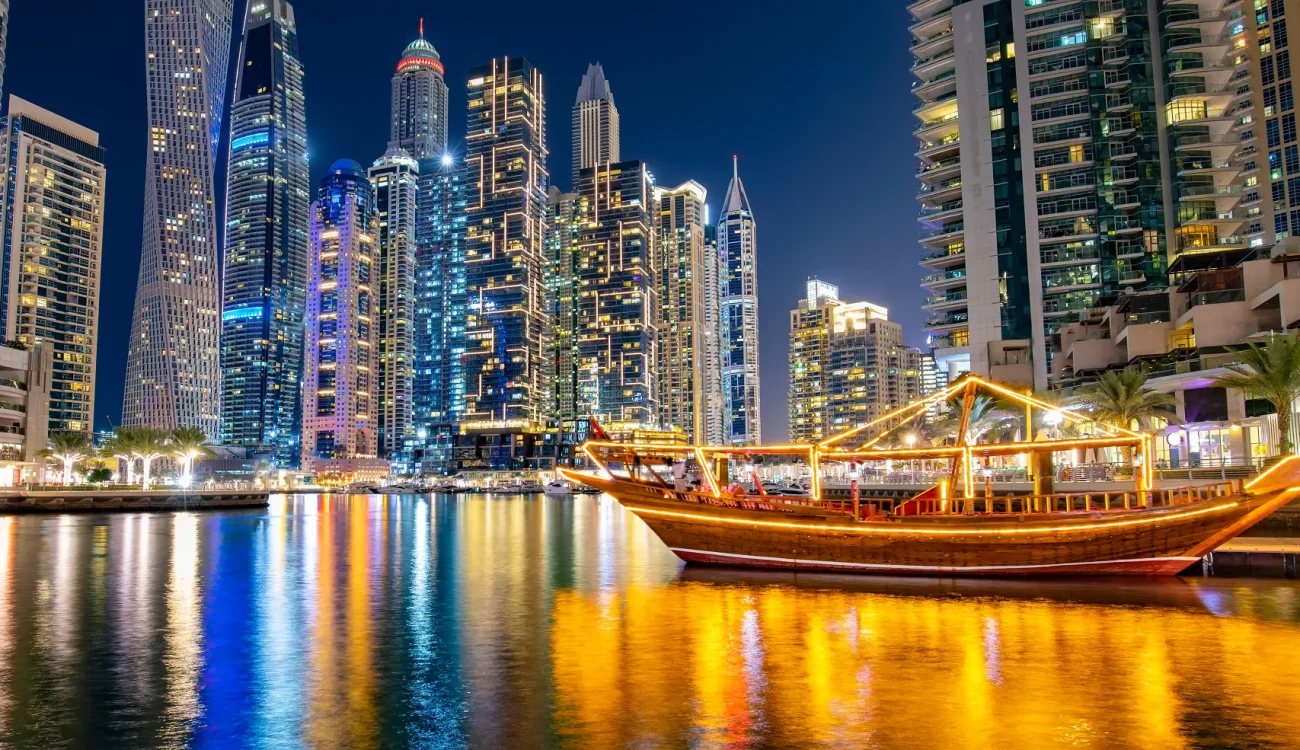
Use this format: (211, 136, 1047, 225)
(670, 548, 1195, 577)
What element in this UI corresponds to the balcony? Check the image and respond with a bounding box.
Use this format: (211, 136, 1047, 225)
(923, 291, 969, 312)
(917, 177, 962, 204)
(917, 157, 961, 182)
(1104, 167, 1140, 186)
(921, 246, 966, 269)
(918, 200, 964, 224)
(1040, 244, 1101, 268)
(916, 133, 961, 160)
(921, 270, 967, 289)
(1167, 31, 1236, 54)
(925, 312, 970, 332)
(1113, 240, 1148, 259)
(920, 223, 965, 247)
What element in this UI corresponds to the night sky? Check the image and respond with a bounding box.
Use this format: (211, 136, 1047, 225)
(7, 1, 920, 441)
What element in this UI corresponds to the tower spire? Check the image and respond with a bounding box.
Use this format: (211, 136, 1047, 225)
(733, 154, 738, 180)
(419, 17, 424, 39)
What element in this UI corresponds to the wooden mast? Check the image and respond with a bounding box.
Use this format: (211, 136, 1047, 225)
(949, 379, 977, 514)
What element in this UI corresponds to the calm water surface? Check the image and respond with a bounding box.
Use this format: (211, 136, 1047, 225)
(2, 494, 1300, 748)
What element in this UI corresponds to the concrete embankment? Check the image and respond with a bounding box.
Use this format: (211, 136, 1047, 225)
(0, 489, 272, 513)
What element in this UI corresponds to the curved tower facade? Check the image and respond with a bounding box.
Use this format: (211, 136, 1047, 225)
(390, 20, 448, 159)
(124, 0, 233, 435)
(220, 0, 309, 466)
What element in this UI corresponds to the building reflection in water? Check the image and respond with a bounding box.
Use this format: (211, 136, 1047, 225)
(0, 496, 1298, 747)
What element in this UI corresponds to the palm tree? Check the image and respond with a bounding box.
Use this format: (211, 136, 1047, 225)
(253, 460, 273, 489)
(1073, 368, 1178, 461)
(103, 427, 142, 484)
(130, 427, 170, 491)
(1212, 333, 1300, 455)
(170, 426, 216, 486)
(40, 432, 91, 484)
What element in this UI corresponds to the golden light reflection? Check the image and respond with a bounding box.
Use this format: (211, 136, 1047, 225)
(549, 578, 1300, 747)
(162, 514, 201, 743)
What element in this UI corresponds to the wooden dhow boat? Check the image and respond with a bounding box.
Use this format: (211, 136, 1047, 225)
(559, 376, 1300, 577)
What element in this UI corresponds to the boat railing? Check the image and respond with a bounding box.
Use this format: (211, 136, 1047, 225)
(891, 480, 1241, 519)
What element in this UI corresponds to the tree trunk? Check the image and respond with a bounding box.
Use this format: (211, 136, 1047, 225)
(1280, 406, 1293, 455)
(142, 459, 153, 492)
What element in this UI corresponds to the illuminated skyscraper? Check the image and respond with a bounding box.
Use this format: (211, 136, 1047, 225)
(701, 223, 725, 445)
(302, 160, 380, 471)
(719, 156, 760, 445)
(0, 96, 105, 435)
(572, 63, 619, 189)
(656, 180, 710, 442)
(369, 147, 418, 459)
(462, 57, 549, 428)
(407, 152, 466, 473)
(788, 279, 839, 444)
(391, 20, 448, 160)
(124, 0, 232, 435)
(788, 279, 922, 440)
(220, 0, 308, 465)
(546, 186, 581, 422)
(572, 160, 658, 429)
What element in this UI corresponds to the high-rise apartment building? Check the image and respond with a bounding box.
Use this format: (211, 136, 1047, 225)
(302, 160, 380, 471)
(125, 0, 233, 435)
(656, 180, 711, 442)
(220, 0, 308, 465)
(825, 302, 923, 433)
(407, 152, 466, 472)
(788, 279, 922, 440)
(571, 160, 659, 429)
(719, 156, 760, 445)
(911, 0, 1286, 390)
(546, 186, 581, 422)
(788, 279, 840, 444)
(572, 63, 619, 189)
(391, 20, 448, 160)
(0, 96, 105, 435)
(701, 223, 726, 445)
(369, 146, 419, 459)
(462, 57, 550, 428)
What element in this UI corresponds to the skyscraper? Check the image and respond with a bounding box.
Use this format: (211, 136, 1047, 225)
(701, 223, 725, 445)
(572, 63, 619, 189)
(546, 186, 581, 422)
(220, 0, 308, 465)
(719, 156, 760, 445)
(788, 279, 923, 441)
(0, 96, 106, 435)
(788, 279, 839, 444)
(656, 180, 711, 442)
(302, 160, 381, 472)
(408, 152, 466, 472)
(391, 20, 448, 160)
(462, 57, 549, 428)
(369, 146, 419, 459)
(572, 160, 659, 429)
(125, 0, 233, 436)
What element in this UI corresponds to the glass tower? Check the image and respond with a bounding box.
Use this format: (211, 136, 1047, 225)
(391, 20, 448, 160)
(220, 0, 308, 465)
(655, 180, 710, 443)
(572, 63, 620, 189)
(719, 156, 761, 445)
(124, 0, 232, 435)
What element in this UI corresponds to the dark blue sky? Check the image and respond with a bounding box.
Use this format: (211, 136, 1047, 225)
(7, 0, 921, 441)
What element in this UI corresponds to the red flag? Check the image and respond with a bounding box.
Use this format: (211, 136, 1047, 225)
(588, 416, 610, 441)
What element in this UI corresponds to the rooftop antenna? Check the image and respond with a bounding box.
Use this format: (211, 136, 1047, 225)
(419, 17, 425, 39)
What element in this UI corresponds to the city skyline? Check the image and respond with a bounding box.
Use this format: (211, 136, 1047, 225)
(5, 1, 923, 442)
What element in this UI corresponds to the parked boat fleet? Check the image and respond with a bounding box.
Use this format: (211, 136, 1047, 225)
(341, 478, 600, 496)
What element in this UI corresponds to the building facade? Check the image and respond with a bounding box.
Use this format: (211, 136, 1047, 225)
(220, 0, 308, 465)
(546, 186, 581, 423)
(301, 160, 382, 473)
(406, 152, 467, 473)
(369, 147, 419, 459)
(911, 0, 1298, 390)
(462, 57, 550, 429)
(572, 63, 619, 189)
(571, 160, 659, 430)
(0, 341, 52, 486)
(701, 223, 726, 445)
(125, 0, 232, 435)
(788, 279, 840, 444)
(656, 180, 711, 442)
(0, 97, 105, 435)
(391, 21, 448, 160)
(788, 278, 923, 441)
(719, 156, 761, 445)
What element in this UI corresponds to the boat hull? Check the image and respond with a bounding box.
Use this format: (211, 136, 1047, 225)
(562, 469, 1300, 577)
